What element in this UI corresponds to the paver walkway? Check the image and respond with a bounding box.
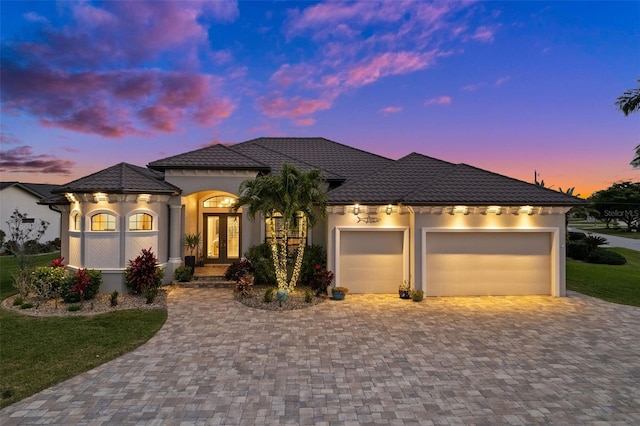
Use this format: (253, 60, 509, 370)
(2, 289, 639, 425)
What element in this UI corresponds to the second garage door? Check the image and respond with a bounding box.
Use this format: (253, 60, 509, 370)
(425, 232, 552, 296)
(339, 230, 405, 293)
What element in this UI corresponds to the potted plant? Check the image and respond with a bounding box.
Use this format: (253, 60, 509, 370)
(184, 232, 201, 273)
(332, 286, 349, 300)
(399, 279, 411, 299)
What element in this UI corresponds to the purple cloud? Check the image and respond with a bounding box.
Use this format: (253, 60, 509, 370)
(0, 145, 75, 175)
(0, 1, 237, 138)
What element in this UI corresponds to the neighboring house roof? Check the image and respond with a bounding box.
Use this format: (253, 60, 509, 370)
(52, 163, 180, 195)
(148, 143, 270, 171)
(233, 137, 393, 181)
(0, 182, 60, 200)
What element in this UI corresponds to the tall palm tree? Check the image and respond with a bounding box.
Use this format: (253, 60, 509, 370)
(632, 144, 640, 168)
(615, 79, 640, 116)
(615, 79, 640, 168)
(234, 164, 327, 291)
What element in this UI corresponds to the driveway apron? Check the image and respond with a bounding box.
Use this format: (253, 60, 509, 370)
(2, 288, 639, 425)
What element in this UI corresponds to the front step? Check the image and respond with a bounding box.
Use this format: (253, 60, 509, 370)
(175, 280, 235, 289)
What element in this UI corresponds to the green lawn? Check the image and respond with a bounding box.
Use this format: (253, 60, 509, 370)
(0, 252, 61, 298)
(567, 247, 640, 307)
(0, 254, 167, 408)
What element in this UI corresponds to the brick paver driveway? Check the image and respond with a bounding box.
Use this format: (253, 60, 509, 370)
(2, 288, 639, 425)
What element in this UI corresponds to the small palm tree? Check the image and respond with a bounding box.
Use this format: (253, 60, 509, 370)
(234, 164, 327, 291)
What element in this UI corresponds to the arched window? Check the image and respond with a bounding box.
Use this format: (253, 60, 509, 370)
(71, 212, 81, 231)
(91, 213, 116, 231)
(129, 213, 153, 231)
(203, 195, 237, 208)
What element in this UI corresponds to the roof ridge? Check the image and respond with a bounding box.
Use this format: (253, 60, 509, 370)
(396, 156, 459, 201)
(456, 163, 586, 200)
(215, 143, 272, 169)
(53, 162, 133, 193)
(238, 137, 393, 162)
(233, 142, 345, 180)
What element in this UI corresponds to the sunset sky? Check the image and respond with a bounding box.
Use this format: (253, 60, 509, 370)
(1, 1, 638, 197)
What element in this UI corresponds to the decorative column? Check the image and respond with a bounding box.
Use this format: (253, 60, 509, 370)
(168, 204, 183, 266)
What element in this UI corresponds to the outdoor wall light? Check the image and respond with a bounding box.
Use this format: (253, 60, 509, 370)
(137, 193, 151, 203)
(520, 205, 534, 215)
(353, 204, 360, 215)
(386, 204, 393, 215)
(94, 192, 108, 202)
(451, 205, 469, 215)
(65, 193, 77, 203)
(486, 206, 502, 215)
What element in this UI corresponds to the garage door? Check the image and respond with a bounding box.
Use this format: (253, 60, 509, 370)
(339, 230, 404, 293)
(425, 232, 551, 296)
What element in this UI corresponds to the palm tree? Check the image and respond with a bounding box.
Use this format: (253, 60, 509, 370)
(234, 164, 327, 291)
(632, 144, 640, 168)
(615, 79, 640, 168)
(615, 79, 640, 116)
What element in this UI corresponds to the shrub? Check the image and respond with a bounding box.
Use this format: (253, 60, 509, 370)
(224, 259, 254, 283)
(587, 248, 627, 265)
(62, 269, 102, 303)
(263, 287, 274, 303)
(310, 266, 334, 296)
(234, 274, 254, 298)
(567, 241, 590, 260)
(31, 266, 68, 301)
(20, 303, 34, 309)
(304, 290, 313, 303)
(300, 245, 326, 285)
(110, 290, 119, 307)
(67, 305, 81, 312)
(173, 266, 193, 282)
(244, 243, 276, 285)
(584, 235, 608, 251)
(125, 247, 163, 295)
(12, 269, 32, 298)
(13, 297, 23, 306)
(411, 289, 424, 302)
(568, 231, 587, 241)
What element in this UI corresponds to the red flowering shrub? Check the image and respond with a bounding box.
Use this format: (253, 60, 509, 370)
(124, 248, 164, 303)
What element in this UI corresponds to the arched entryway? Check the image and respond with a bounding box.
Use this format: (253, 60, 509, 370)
(201, 194, 241, 264)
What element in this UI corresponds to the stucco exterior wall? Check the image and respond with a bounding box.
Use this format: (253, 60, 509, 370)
(62, 196, 169, 292)
(0, 186, 61, 244)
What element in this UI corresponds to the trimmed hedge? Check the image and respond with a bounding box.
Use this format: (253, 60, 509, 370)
(587, 248, 627, 265)
(567, 241, 590, 261)
(568, 231, 587, 241)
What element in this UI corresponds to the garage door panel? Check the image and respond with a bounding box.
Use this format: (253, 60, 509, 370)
(339, 231, 404, 293)
(426, 232, 551, 296)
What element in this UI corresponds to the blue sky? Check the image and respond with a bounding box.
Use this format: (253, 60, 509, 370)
(1, 0, 638, 195)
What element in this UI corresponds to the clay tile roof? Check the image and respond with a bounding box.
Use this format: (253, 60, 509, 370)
(328, 153, 456, 203)
(235, 137, 393, 181)
(53, 163, 180, 194)
(148, 143, 269, 171)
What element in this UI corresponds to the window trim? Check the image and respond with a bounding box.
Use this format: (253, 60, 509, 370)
(90, 212, 117, 232)
(128, 212, 154, 231)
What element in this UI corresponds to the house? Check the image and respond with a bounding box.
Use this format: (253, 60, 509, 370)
(0, 182, 62, 247)
(41, 137, 585, 296)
